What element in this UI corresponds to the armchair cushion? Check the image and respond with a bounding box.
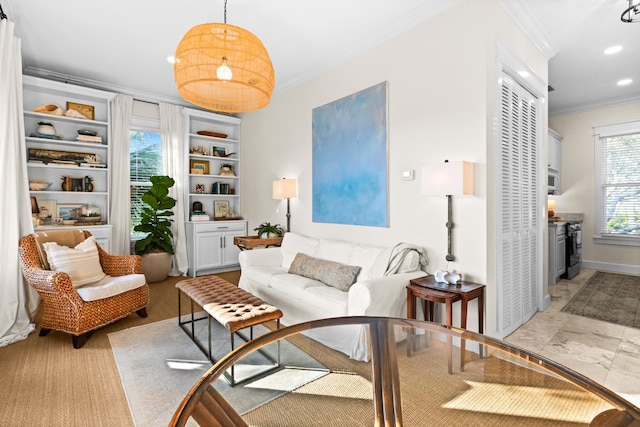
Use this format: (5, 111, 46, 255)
(43, 236, 106, 286)
(76, 274, 146, 302)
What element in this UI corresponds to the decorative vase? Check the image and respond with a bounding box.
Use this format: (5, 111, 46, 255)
(37, 123, 56, 135)
(141, 252, 172, 283)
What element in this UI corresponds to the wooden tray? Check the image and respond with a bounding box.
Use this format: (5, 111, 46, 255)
(197, 130, 227, 138)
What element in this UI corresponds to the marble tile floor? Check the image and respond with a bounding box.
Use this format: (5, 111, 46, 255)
(504, 268, 640, 409)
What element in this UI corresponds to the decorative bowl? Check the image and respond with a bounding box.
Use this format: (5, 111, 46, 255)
(29, 181, 52, 191)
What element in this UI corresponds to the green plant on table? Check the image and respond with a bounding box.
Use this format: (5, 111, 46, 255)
(253, 222, 284, 238)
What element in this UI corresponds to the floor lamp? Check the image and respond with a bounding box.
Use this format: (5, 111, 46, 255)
(273, 178, 298, 232)
(421, 160, 474, 262)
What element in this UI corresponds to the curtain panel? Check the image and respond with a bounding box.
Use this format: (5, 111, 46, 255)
(0, 19, 38, 346)
(109, 94, 134, 255)
(159, 103, 188, 276)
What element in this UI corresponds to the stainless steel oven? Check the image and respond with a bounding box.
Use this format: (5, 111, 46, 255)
(563, 222, 582, 279)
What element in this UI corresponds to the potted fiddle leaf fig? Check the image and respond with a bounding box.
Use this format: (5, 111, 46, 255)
(133, 175, 176, 282)
(253, 222, 284, 239)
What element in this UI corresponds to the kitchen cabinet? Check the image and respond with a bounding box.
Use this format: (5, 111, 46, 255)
(548, 129, 563, 172)
(186, 221, 247, 276)
(548, 222, 566, 285)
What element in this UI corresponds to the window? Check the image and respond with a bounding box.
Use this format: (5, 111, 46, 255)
(130, 130, 162, 236)
(594, 120, 640, 246)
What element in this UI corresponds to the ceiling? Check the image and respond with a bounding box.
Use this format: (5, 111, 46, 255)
(3, 0, 639, 116)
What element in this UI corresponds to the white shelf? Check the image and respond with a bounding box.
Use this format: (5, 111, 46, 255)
(23, 75, 114, 245)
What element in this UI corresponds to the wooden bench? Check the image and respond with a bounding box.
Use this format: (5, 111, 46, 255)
(176, 275, 283, 385)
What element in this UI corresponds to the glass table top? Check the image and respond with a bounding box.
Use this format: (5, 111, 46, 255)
(169, 317, 640, 427)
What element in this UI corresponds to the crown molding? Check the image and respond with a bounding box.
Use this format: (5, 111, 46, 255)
(498, 0, 557, 60)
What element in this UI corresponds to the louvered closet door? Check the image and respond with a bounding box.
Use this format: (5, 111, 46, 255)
(498, 72, 540, 337)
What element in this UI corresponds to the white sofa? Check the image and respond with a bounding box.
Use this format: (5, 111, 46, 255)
(238, 232, 427, 361)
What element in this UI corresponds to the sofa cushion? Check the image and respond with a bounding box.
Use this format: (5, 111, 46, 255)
(280, 232, 319, 269)
(350, 245, 385, 280)
(76, 274, 146, 302)
(43, 236, 106, 287)
(302, 285, 349, 316)
(316, 239, 355, 264)
(269, 273, 325, 300)
(288, 253, 361, 292)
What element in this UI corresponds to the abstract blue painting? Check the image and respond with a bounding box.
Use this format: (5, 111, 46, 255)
(312, 82, 388, 227)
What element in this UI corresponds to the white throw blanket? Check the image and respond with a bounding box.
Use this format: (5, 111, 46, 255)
(384, 243, 429, 276)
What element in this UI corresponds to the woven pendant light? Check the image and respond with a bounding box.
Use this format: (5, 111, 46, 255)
(174, 2, 274, 113)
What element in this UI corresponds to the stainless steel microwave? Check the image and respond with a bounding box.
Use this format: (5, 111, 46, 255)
(548, 170, 560, 194)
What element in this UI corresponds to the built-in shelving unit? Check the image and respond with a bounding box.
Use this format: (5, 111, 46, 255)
(183, 107, 246, 276)
(23, 75, 114, 250)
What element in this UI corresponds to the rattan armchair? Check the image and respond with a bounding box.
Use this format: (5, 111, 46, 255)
(18, 230, 150, 348)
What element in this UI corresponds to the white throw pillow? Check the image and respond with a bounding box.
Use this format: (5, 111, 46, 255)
(43, 237, 106, 287)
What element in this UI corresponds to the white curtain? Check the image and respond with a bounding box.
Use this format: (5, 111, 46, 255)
(159, 103, 188, 275)
(109, 94, 134, 255)
(0, 19, 38, 346)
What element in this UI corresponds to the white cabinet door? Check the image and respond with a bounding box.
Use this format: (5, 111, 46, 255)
(497, 72, 542, 338)
(556, 235, 566, 277)
(222, 231, 243, 266)
(187, 221, 247, 276)
(195, 230, 223, 271)
(548, 129, 563, 171)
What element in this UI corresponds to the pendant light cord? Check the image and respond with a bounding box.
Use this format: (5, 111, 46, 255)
(0, 3, 8, 20)
(223, 0, 227, 24)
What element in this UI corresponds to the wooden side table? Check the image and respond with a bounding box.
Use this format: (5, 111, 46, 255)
(407, 275, 485, 373)
(233, 236, 283, 251)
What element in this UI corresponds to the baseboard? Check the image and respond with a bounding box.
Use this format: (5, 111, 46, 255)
(582, 260, 640, 276)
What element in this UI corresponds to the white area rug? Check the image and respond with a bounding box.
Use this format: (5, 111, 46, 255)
(108, 317, 327, 427)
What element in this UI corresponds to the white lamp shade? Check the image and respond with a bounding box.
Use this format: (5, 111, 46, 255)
(421, 161, 474, 196)
(273, 178, 297, 199)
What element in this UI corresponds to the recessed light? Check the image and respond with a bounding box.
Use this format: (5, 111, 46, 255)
(604, 45, 623, 55)
(166, 56, 176, 64)
(618, 78, 633, 86)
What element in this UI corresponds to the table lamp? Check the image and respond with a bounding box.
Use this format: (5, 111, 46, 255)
(421, 160, 474, 262)
(273, 178, 297, 232)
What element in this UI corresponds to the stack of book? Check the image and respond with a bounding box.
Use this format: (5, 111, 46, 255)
(76, 134, 102, 143)
(191, 213, 210, 221)
(211, 182, 231, 194)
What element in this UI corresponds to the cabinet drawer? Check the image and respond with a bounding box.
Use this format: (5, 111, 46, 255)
(192, 221, 246, 233)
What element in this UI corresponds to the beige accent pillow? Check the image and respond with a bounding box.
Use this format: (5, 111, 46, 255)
(34, 229, 87, 270)
(43, 237, 106, 287)
(288, 253, 361, 292)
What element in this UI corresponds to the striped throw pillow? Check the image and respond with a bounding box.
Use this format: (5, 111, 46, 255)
(43, 237, 106, 287)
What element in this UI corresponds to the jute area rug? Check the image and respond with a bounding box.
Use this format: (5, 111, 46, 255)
(107, 316, 327, 427)
(562, 271, 640, 328)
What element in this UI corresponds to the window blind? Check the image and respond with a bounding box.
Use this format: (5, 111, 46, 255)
(598, 130, 640, 236)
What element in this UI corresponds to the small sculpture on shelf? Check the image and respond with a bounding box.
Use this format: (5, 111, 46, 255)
(219, 163, 235, 176)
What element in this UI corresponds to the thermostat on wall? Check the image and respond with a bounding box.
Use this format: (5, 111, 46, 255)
(402, 169, 415, 181)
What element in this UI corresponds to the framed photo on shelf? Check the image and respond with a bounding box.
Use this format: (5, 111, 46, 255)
(214, 200, 229, 218)
(211, 145, 226, 157)
(57, 203, 83, 219)
(66, 101, 95, 120)
(190, 159, 210, 175)
(195, 184, 206, 194)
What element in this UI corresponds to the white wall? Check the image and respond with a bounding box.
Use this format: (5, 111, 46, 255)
(550, 102, 640, 274)
(239, 0, 547, 336)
